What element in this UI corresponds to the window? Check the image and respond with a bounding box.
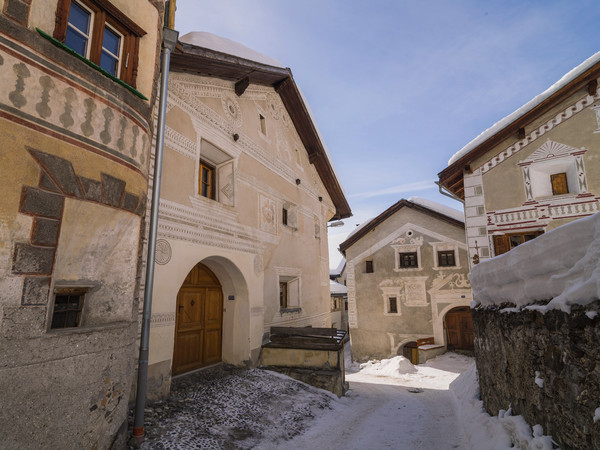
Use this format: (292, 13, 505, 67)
(282, 207, 288, 226)
(365, 260, 374, 273)
(279, 282, 287, 308)
(551, 172, 568, 195)
(54, 0, 145, 86)
(388, 297, 398, 314)
(399, 252, 418, 268)
(438, 250, 456, 267)
(493, 231, 543, 256)
(259, 114, 267, 135)
(50, 289, 85, 329)
(199, 161, 215, 199)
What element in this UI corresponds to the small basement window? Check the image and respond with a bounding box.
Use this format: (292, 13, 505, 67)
(388, 297, 398, 314)
(50, 288, 86, 329)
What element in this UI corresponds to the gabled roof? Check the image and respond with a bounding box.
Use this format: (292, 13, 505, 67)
(438, 51, 600, 200)
(329, 257, 346, 279)
(171, 32, 351, 220)
(338, 198, 464, 254)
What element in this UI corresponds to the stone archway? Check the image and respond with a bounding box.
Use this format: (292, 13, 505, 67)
(172, 263, 223, 376)
(444, 306, 474, 351)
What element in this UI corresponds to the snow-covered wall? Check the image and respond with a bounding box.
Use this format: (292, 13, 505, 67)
(469, 213, 600, 448)
(470, 212, 600, 312)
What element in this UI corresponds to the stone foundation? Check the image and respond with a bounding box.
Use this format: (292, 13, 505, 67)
(472, 300, 600, 449)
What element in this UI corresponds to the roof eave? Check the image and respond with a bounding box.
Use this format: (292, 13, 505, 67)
(170, 42, 352, 220)
(438, 62, 600, 199)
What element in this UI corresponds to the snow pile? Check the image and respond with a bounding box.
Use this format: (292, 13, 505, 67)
(470, 212, 600, 312)
(329, 279, 347, 295)
(179, 32, 284, 67)
(359, 356, 417, 376)
(450, 364, 555, 449)
(448, 51, 600, 166)
(535, 371, 544, 388)
(408, 196, 464, 223)
(594, 407, 600, 423)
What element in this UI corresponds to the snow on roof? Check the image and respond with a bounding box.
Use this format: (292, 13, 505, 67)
(470, 212, 600, 312)
(329, 257, 346, 276)
(330, 280, 347, 295)
(345, 216, 375, 241)
(179, 32, 284, 68)
(407, 197, 464, 223)
(448, 51, 600, 166)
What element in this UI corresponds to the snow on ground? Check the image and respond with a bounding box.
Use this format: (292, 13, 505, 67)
(450, 364, 555, 449)
(132, 353, 557, 449)
(470, 211, 600, 313)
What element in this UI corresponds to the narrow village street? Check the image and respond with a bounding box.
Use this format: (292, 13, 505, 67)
(279, 352, 472, 450)
(133, 352, 476, 449)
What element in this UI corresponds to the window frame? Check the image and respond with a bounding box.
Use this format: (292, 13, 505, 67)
(437, 250, 456, 267)
(198, 160, 216, 200)
(398, 252, 418, 269)
(53, 0, 145, 87)
(365, 260, 374, 273)
(550, 172, 569, 196)
(49, 287, 88, 330)
(279, 281, 288, 309)
(388, 296, 398, 314)
(493, 230, 544, 256)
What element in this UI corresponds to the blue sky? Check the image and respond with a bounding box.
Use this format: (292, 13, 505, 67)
(174, 1, 600, 268)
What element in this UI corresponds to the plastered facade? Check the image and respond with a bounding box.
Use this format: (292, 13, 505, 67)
(0, 2, 161, 448)
(344, 206, 471, 362)
(462, 82, 600, 265)
(145, 72, 337, 399)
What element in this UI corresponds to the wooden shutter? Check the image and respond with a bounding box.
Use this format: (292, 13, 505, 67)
(551, 173, 568, 195)
(493, 235, 510, 256)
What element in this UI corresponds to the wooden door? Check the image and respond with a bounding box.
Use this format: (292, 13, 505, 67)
(445, 307, 474, 351)
(173, 263, 223, 376)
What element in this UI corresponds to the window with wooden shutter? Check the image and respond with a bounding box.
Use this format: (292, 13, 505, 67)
(550, 172, 568, 195)
(493, 235, 510, 256)
(494, 231, 543, 256)
(199, 160, 215, 199)
(54, 0, 145, 87)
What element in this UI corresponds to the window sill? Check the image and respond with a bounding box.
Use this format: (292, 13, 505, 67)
(433, 265, 462, 271)
(394, 267, 422, 272)
(36, 28, 147, 100)
(46, 320, 131, 335)
(280, 307, 301, 314)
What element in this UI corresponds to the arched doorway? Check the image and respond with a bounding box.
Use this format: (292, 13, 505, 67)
(445, 306, 474, 351)
(172, 263, 223, 376)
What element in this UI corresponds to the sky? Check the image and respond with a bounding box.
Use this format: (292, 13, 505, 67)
(173, 1, 600, 268)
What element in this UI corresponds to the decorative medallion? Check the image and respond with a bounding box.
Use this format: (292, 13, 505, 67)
(221, 91, 242, 128)
(155, 239, 172, 265)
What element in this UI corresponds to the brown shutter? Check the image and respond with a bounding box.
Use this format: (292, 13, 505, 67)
(493, 235, 510, 256)
(551, 173, 568, 195)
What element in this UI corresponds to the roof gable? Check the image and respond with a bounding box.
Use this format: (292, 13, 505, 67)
(339, 199, 464, 253)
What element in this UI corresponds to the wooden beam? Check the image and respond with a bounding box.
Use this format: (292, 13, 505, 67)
(234, 76, 250, 96)
(588, 79, 598, 96)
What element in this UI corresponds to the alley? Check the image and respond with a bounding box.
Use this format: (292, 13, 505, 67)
(278, 353, 472, 450)
(134, 353, 474, 449)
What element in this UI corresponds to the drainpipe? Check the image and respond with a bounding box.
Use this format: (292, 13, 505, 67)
(132, 12, 179, 440)
(435, 181, 464, 204)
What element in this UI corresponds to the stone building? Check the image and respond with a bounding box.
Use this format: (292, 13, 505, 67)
(0, 0, 162, 448)
(339, 198, 472, 362)
(438, 52, 600, 264)
(144, 32, 351, 399)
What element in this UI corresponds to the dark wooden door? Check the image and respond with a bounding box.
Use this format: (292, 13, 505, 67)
(173, 263, 223, 376)
(445, 307, 474, 351)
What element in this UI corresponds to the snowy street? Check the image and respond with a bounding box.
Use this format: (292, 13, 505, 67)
(282, 353, 472, 450)
(132, 351, 555, 449)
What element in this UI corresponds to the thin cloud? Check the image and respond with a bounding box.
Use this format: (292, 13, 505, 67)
(350, 179, 437, 200)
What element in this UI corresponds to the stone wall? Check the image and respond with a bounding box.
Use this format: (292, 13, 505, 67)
(472, 300, 600, 449)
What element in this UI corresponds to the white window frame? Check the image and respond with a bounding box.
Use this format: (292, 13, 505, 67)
(100, 21, 124, 77)
(67, 0, 95, 59)
(430, 242, 461, 270)
(275, 267, 302, 311)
